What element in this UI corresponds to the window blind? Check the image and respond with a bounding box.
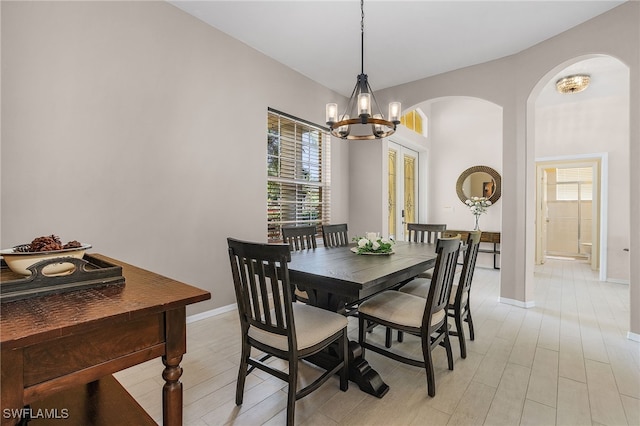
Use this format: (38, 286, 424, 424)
(267, 110, 331, 242)
(555, 167, 593, 201)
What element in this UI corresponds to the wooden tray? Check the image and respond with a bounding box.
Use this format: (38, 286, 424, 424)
(0, 254, 125, 303)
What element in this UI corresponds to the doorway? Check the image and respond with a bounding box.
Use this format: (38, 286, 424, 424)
(388, 142, 419, 241)
(536, 158, 601, 271)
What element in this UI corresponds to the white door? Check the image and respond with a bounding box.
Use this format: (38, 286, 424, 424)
(388, 142, 419, 241)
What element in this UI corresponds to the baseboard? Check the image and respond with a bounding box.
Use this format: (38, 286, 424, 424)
(607, 278, 630, 285)
(187, 303, 237, 324)
(499, 297, 535, 308)
(627, 331, 640, 342)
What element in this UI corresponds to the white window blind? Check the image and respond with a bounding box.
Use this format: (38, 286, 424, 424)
(267, 109, 331, 242)
(556, 167, 593, 201)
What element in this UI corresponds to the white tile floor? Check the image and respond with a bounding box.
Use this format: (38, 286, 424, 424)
(115, 259, 639, 425)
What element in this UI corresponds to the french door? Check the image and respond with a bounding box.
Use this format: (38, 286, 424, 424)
(388, 142, 419, 241)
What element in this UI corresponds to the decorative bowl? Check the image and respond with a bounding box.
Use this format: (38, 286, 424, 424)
(0, 243, 92, 276)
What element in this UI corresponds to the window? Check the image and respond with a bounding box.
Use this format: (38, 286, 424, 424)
(400, 109, 427, 136)
(267, 109, 331, 242)
(555, 167, 593, 201)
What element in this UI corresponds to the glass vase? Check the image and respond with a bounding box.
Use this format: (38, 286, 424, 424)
(474, 215, 480, 230)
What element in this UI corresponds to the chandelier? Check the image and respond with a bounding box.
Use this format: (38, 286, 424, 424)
(325, 0, 401, 140)
(556, 74, 591, 94)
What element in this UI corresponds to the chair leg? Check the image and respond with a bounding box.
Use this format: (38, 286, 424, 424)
(287, 358, 298, 426)
(397, 330, 404, 342)
(235, 340, 250, 405)
(444, 329, 454, 371)
(466, 307, 475, 341)
(422, 339, 436, 397)
(340, 330, 349, 391)
(454, 311, 467, 359)
(358, 315, 367, 359)
(385, 327, 392, 348)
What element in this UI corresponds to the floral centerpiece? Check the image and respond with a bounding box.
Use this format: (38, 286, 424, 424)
(352, 233, 394, 254)
(465, 196, 492, 230)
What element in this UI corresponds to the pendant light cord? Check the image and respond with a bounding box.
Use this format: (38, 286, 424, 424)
(361, 0, 365, 75)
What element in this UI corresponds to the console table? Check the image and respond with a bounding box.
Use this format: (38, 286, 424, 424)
(443, 230, 501, 269)
(0, 254, 211, 425)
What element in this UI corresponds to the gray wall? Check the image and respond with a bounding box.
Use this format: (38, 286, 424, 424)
(2, 1, 638, 335)
(1, 1, 349, 315)
(374, 1, 639, 334)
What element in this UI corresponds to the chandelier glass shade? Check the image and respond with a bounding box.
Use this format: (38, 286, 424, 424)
(556, 74, 591, 94)
(325, 0, 401, 140)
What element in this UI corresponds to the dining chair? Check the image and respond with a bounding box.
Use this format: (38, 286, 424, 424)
(282, 225, 318, 251)
(406, 223, 447, 278)
(357, 237, 461, 397)
(321, 223, 349, 247)
(399, 231, 481, 358)
(282, 225, 317, 302)
(227, 238, 348, 425)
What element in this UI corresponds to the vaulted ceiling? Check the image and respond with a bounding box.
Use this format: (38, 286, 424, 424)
(169, 1, 625, 97)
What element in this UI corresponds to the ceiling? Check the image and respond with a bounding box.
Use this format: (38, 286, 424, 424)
(168, 0, 625, 97)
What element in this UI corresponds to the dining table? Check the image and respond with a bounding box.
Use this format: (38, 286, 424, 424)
(287, 241, 437, 398)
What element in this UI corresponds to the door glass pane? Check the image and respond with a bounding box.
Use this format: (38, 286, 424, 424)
(403, 154, 416, 236)
(388, 149, 397, 240)
(547, 180, 580, 255)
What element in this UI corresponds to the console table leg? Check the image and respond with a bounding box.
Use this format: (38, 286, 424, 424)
(162, 355, 183, 426)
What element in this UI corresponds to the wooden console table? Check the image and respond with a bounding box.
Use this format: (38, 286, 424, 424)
(0, 254, 211, 425)
(443, 230, 501, 269)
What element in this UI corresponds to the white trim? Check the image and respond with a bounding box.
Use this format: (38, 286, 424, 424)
(627, 331, 640, 342)
(535, 152, 608, 281)
(499, 297, 535, 308)
(187, 303, 237, 324)
(607, 278, 630, 285)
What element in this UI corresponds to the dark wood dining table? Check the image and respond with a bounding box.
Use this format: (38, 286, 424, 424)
(287, 241, 437, 398)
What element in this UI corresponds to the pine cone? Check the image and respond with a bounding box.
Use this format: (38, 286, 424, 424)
(63, 240, 82, 249)
(29, 235, 63, 252)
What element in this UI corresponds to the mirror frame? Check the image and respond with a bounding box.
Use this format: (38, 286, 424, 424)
(456, 165, 502, 204)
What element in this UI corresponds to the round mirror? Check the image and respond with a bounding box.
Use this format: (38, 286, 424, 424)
(456, 165, 502, 204)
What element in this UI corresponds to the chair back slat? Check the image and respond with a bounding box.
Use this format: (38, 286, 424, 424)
(322, 223, 349, 247)
(423, 237, 461, 328)
(455, 230, 482, 304)
(282, 225, 318, 251)
(228, 238, 294, 339)
(407, 223, 447, 244)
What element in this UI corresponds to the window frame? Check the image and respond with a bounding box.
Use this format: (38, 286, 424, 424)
(267, 108, 331, 242)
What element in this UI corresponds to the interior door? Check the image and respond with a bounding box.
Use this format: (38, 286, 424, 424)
(536, 161, 599, 269)
(536, 166, 549, 264)
(388, 142, 419, 241)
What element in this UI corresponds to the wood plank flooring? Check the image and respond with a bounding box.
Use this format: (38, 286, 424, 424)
(115, 259, 639, 425)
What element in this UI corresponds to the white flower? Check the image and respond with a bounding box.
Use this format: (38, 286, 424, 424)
(466, 197, 491, 216)
(358, 238, 369, 248)
(372, 241, 380, 250)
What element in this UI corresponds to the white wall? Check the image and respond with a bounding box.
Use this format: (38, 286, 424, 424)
(0, 1, 349, 315)
(536, 94, 630, 281)
(375, 1, 639, 332)
(427, 98, 503, 268)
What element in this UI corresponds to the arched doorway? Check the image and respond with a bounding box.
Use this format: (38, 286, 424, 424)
(528, 55, 630, 283)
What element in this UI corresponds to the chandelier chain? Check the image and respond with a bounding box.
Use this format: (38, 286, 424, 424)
(360, 0, 365, 75)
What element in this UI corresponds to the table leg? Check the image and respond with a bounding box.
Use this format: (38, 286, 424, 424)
(163, 307, 187, 426)
(162, 355, 183, 426)
(304, 289, 390, 398)
(347, 341, 390, 398)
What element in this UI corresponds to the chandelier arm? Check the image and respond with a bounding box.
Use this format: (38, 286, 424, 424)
(341, 81, 360, 120)
(366, 79, 387, 119)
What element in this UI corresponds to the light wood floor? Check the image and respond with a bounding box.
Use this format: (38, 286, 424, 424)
(115, 259, 640, 425)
